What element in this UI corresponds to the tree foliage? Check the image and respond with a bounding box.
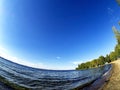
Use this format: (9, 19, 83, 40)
(75, 0, 120, 70)
(116, 0, 120, 6)
(76, 23, 120, 70)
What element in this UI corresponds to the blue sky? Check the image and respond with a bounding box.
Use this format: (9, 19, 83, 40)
(0, 0, 120, 69)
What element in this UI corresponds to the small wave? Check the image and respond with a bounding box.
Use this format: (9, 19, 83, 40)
(0, 57, 111, 90)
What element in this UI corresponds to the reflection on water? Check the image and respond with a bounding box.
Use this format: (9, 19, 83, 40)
(0, 57, 111, 90)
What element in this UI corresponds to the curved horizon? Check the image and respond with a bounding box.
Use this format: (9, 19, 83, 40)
(0, 0, 120, 70)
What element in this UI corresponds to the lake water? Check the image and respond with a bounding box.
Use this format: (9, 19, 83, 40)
(0, 57, 111, 90)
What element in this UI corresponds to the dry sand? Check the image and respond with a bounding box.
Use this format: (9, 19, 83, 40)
(102, 60, 120, 90)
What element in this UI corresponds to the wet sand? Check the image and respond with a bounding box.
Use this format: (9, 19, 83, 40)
(102, 60, 120, 90)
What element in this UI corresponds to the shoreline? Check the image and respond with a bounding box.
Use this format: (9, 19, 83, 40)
(0, 57, 113, 90)
(74, 64, 113, 90)
(102, 60, 120, 90)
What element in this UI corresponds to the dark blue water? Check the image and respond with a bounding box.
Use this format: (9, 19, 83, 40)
(0, 57, 111, 90)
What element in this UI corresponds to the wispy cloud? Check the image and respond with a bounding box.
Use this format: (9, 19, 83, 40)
(72, 61, 83, 65)
(72, 59, 94, 65)
(107, 7, 120, 23)
(0, 46, 76, 70)
(56, 56, 61, 59)
(107, 7, 114, 15)
(0, 46, 46, 69)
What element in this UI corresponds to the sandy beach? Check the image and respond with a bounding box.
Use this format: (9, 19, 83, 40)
(103, 60, 120, 90)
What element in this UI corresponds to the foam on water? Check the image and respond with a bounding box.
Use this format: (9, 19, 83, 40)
(0, 57, 111, 90)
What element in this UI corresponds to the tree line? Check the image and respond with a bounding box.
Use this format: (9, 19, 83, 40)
(76, 24, 120, 70)
(76, 0, 120, 70)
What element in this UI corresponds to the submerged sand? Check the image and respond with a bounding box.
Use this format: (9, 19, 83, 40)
(103, 60, 120, 90)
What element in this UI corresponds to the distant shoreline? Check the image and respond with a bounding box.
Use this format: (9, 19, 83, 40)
(74, 64, 113, 90)
(0, 57, 112, 90)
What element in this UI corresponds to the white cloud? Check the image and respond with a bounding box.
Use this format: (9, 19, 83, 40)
(107, 7, 120, 23)
(0, 46, 47, 69)
(107, 7, 114, 16)
(72, 59, 93, 65)
(108, 8, 113, 12)
(56, 56, 61, 59)
(72, 61, 83, 65)
(0, 46, 81, 70)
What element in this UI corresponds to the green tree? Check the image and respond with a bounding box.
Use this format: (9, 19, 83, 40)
(98, 56, 106, 65)
(116, 0, 120, 5)
(76, 22, 120, 70)
(109, 52, 117, 61)
(105, 54, 111, 63)
(115, 44, 120, 58)
(112, 26, 120, 44)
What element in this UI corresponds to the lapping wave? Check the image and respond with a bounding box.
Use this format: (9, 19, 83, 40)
(0, 57, 111, 90)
